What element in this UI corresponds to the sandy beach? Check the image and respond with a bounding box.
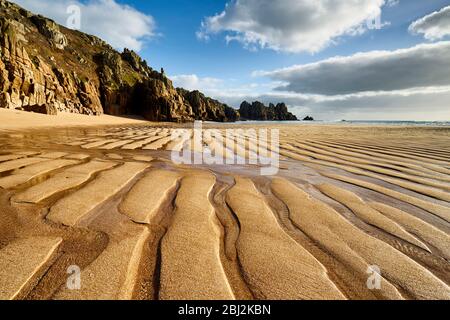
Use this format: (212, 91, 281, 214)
(0, 111, 449, 300)
(0, 109, 151, 130)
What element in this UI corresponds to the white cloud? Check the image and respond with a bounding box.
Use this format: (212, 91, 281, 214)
(12, 0, 156, 51)
(215, 87, 450, 121)
(169, 75, 450, 120)
(243, 40, 450, 120)
(170, 72, 450, 121)
(386, 0, 400, 7)
(256, 41, 450, 95)
(171, 42, 450, 120)
(198, 0, 389, 53)
(171, 74, 283, 98)
(409, 5, 450, 41)
(176, 42, 450, 120)
(294, 87, 450, 121)
(171, 74, 224, 92)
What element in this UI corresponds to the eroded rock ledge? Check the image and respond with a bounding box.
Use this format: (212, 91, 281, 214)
(239, 101, 298, 121)
(0, 0, 239, 122)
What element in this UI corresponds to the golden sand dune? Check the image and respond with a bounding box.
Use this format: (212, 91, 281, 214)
(320, 172, 450, 223)
(0, 121, 449, 300)
(369, 202, 450, 260)
(119, 169, 180, 224)
(0, 237, 63, 300)
(226, 177, 346, 300)
(0, 157, 47, 173)
(0, 154, 25, 162)
(122, 135, 162, 150)
(303, 140, 450, 177)
(143, 136, 173, 150)
(99, 140, 135, 150)
(38, 152, 69, 159)
(297, 141, 450, 183)
(0, 159, 78, 189)
(81, 139, 119, 149)
(54, 228, 150, 300)
(317, 184, 430, 251)
(47, 162, 149, 226)
(271, 178, 450, 300)
(160, 173, 234, 300)
(12, 161, 118, 204)
(281, 144, 450, 201)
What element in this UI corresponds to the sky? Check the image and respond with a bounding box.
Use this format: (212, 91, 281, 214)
(12, 0, 450, 121)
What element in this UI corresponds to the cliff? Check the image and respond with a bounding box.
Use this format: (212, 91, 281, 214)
(0, 0, 239, 122)
(177, 88, 240, 122)
(239, 101, 298, 121)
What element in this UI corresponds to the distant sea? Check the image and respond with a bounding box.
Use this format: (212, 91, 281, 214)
(226, 120, 450, 127)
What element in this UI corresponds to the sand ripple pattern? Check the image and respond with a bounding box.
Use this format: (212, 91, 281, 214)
(0, 124, 449, 300)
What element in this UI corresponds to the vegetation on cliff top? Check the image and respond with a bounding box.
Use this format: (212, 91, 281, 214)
(0, 0, 239, 122)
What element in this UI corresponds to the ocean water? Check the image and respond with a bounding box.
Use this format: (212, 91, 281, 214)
(329, 120, 450, 126)
(227, 120, 450, 127)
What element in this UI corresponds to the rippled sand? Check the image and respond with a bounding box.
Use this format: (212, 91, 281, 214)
(0, 113, 449, 300)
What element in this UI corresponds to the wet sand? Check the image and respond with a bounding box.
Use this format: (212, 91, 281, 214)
(0, 112, 449, 300)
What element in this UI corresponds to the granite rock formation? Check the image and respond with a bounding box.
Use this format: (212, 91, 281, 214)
(177, 89, 240, 122)
(0, 0, 238, 122)
(239, 101, 297, 121)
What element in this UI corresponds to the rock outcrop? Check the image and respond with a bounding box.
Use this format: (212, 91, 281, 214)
(239, 101, 297, 121)
(30, 15, 68, 50)
(0, 0, 237, 122)
(0, 9, 102, 115)
(177, 89, 239, 122)
(303, 116, 314, 121)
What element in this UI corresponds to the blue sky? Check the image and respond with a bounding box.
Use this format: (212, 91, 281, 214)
(12, 0, 450, 120)
(135, 0, 448, 78)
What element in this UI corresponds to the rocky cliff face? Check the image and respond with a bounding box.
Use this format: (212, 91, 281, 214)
(0, 0, 239, 122)
(177, 89, 240, 122)
(239, 101, 298, 121)
(0, 1, 103, 115)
